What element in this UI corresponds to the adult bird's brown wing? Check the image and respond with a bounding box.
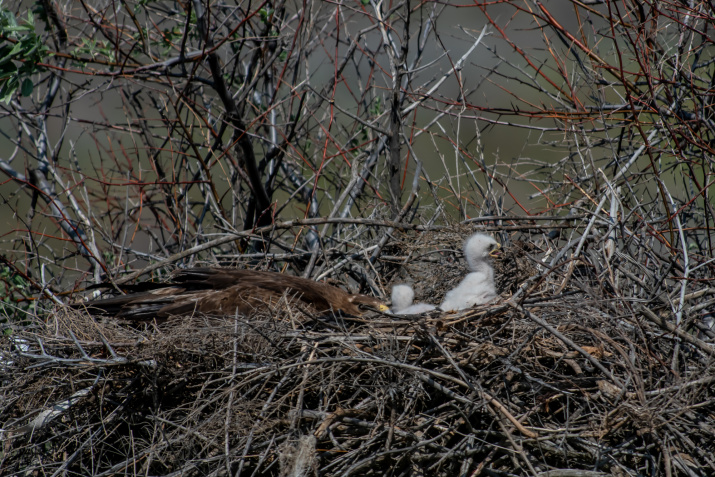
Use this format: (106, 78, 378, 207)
(77, 267, 388, 319)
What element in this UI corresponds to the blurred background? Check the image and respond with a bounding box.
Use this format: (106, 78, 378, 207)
(0, 0, 712, 305)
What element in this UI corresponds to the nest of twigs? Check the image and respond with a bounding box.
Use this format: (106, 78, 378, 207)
(2, 230, 715, 476)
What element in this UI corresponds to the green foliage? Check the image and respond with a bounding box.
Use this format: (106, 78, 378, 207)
(74, 37, 116, 63)
(370, 96, 382, 116)
(259, 8, 274, 23)
(0, 4, 49, 103)
(0, 265, 34, 330)
(159, 25, 183, 54)
(0, 265, 28, 292)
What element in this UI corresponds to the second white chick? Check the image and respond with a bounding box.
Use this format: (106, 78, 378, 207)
(390, 284, 436, 315)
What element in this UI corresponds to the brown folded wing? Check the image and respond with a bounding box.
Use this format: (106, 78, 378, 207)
(77, 267, 386, 319)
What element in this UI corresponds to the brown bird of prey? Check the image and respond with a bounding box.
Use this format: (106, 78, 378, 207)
(78, 267, 389, 319)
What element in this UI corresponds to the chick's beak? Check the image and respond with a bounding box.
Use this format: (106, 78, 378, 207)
(489, 243, 502, 258)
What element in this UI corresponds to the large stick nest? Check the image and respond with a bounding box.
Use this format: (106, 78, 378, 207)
(2, 230, 714, 476)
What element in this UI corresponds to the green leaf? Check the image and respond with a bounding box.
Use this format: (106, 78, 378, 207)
(20, 78, 32, 96)
(8, 40, 26, 57)
(0, 77, 18, 103)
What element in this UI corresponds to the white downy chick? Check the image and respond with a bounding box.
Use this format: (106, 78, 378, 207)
(390, 284, 436, 315)
(439, 233, 501, 311)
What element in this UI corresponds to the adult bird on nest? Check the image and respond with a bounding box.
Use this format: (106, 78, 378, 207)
(440, 233, 501, 311)
(77, 267, 389, 319)
(390, 284, 436, 315)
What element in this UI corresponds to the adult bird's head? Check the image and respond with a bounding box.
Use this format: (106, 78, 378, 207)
(347, 294, 390, 314)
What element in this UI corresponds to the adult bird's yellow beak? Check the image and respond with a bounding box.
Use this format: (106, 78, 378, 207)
(378, 303, 390, 312)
